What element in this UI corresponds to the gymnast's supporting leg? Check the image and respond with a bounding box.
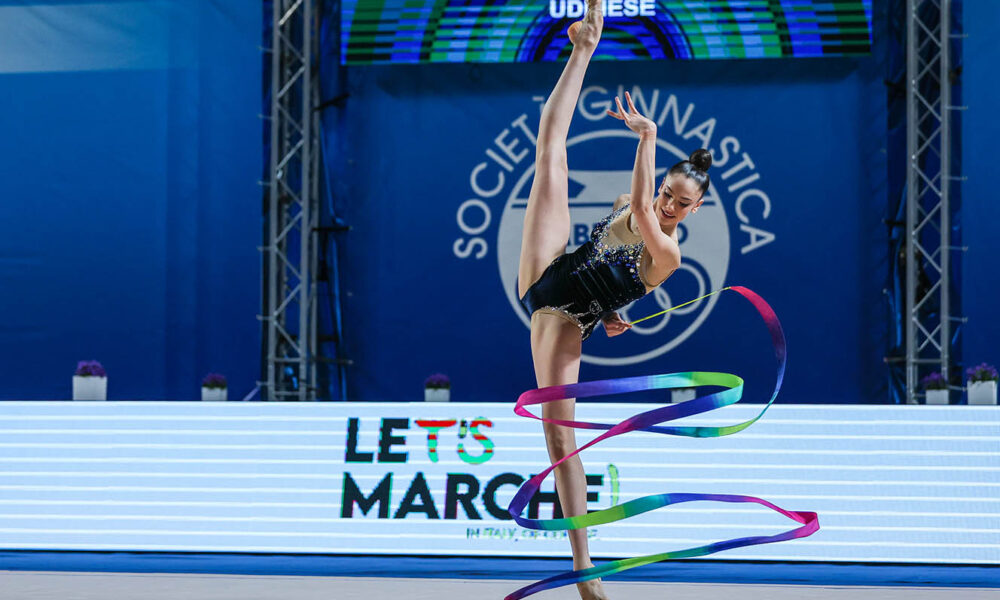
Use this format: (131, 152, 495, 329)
(531, 314, 607, 600)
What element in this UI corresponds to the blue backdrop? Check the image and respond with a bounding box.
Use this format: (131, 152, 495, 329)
(961, 1, 1000, 376)
(0, 1, 261, 400)
(8, 3, 989, 405)
(327, 19, 890, 404)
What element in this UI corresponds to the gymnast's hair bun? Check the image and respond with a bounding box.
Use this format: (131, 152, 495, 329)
(689, 149, 712, 172)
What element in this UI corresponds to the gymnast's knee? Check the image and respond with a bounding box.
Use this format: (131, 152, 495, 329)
(542, 423, 579, 459)
(535, 146, 569, 172)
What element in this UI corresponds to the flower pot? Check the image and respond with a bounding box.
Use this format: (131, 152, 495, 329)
(925, 389, 949, 405)
(425, 387, 450, 402)
(670, 387, 696, 404)
(967, 380, 997, 405)
(73, 376, 107, 401)
(201, 387, 228, 402)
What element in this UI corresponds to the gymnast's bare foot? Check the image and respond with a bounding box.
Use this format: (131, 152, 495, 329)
(576, 577, 609, 600)
(567, 0, 603, 52)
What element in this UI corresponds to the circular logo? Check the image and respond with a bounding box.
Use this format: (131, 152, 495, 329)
(496, 130, 730, 366)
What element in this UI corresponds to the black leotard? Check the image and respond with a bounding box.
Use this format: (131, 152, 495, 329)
(519, 202, 666, 341)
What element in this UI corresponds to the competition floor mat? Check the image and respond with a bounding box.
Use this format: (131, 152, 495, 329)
(3, 572, 998, 600)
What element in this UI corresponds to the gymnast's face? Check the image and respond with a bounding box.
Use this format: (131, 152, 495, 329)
(653, 174, 703, 227)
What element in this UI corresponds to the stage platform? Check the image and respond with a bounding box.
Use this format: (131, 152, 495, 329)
(3, 571, 998, 600)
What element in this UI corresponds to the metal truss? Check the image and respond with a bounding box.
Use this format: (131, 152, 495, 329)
(904, 0, 962, 404)
(263, 0, 319, 401)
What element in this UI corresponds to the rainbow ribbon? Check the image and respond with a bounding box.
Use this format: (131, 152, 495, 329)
(505, 286, 819, 600)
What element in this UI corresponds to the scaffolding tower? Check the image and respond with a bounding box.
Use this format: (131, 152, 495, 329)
(904, 0, 962, 404)
(263, 0, 320, 401)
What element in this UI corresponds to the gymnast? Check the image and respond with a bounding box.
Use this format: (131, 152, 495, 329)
(516, 0, 712, 597)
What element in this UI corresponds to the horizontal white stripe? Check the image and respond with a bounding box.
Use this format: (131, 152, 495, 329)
(308, 476, 1000, 487)
(613, 477, 1000, 486)
(1, 493, 997, 506)
(1, 430, 997, 440)
(1, 477, 996, 493)
(0, 543, 994, 563)
(0, 544, 572, 554)
(1, 432, 998, 447)
(1, 452, 996, 465)
(0, 528, 458, 538)
(0, 449, 995, 462)
(802, 510, 994, 518)
(336, 461, 1000, 476)
(0, 500, 343, 507)
(600, 524, 1000, 534)
(0, 519, 992, 534)
(2, 423, 993, 436)
(4, 412, 997, 424)
(0, 509, 990, 520)
(597, 538, 1000, 549)
(0, 531, 995, 551)
(0, 528, 996, 552)
(3, 463, 997, 478)
(0, 416, 352, 422)
(0, 485, 332, 493)
(0, 514, 348, 523)
(0, 444, 348, 449)
(451, 434, 1000, 441)
(0, 429, 356, 436)
(0, 429, 352, 435)
(2, 421, 996, 431)
(610, 493, 1000, 502)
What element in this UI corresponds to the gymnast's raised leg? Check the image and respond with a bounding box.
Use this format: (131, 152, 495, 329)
(515, 1, 607, 599)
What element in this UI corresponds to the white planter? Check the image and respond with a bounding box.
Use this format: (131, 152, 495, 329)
(925, 389, 949, 405)
(201, 387, 228, 402)
(670, 387, 697, 404)
(424, 387, 450, 402)
(73, 376, 107, 401)
(967, 380, 997, 405)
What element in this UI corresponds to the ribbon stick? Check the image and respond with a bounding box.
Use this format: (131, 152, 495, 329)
(505, 286, 819, 600)
(627, 286, 731, 326)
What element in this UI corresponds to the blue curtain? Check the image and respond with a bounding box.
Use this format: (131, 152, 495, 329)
(0, 1, 262, 400)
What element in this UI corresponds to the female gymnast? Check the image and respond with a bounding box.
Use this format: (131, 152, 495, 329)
(516, 1, 712, 597)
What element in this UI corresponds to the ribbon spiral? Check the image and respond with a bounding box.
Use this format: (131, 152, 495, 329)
(505, 286, 819, 600)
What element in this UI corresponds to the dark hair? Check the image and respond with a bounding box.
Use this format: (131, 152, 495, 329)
(667, 149, 712, 197)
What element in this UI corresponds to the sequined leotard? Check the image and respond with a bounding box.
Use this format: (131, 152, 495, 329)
(519, 201, 669, 341)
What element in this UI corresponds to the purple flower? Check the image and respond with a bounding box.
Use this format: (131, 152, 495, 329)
(424, 373, 450, 389)
(920, 372, 946, 390)
(74, 360, 106, 378)
(202, 373, 228, 389)
(966, 362, 998, 384)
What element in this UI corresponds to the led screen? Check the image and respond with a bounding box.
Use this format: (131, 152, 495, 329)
(1, 402, 997, 564)
(341, 0, 873, 64)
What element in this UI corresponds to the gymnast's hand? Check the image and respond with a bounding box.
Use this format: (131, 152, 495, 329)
(607, 91, 656, 137)
(602, 312, 633, 337)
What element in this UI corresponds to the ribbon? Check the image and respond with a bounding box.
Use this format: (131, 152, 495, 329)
(505, 286, 819, 600)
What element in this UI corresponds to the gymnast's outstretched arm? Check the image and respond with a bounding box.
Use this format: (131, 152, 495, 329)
(607, 91, 680, 271)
